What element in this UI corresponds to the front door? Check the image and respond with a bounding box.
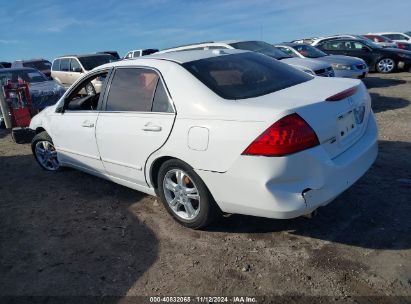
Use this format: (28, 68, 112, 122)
(96, 67, 176, 186)
(50, 70, 110, 174)
(344, 41, 374, 66)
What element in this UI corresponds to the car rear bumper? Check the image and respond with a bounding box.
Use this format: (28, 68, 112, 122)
(196, 112, 378, 219)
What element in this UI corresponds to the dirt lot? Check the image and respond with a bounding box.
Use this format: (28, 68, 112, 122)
(0, 73, 410, 302)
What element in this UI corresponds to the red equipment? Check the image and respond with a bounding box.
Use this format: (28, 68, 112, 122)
(2, 80, 32, 127)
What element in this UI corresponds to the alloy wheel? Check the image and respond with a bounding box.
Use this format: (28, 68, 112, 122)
(34, 140, 60, 171)
(162, 169, 201, 220)
(377, 58, 395, 73)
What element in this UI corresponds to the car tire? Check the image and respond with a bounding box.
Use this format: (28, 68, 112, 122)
(376, 58, 396, 73)
(157, 159, 220, 229)
(31, 131, 61, 171)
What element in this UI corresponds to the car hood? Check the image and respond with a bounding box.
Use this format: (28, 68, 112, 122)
(280, 57, 331, 71)
(316, 55, 365, 65)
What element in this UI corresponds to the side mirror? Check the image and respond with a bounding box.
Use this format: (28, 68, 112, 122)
(361, 46, 370, 52)
(73, 67, 83, 73)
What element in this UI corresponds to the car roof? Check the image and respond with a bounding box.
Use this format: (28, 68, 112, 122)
(100, 49, 249, 68)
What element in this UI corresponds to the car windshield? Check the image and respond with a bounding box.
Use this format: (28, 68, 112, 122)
(0, 69, 48, 84)
(23, 60, 52, 71)
(78, 55, 115, 71)
(361, 39, 382, 49)
(292, 44, 327, 58)
(182, 52, 313, 100)
(229, 41, 292, 60)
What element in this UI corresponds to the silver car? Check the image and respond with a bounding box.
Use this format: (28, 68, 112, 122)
(158, 40, 335, 77)
(276, 43, 368, 78)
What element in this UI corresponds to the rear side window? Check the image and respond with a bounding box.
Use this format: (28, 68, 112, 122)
(52, 59, 61, 71)
(70, 59, 82, 72)
(322, 41, 345, 51)
(59, 59, 70, 71)
(23, 60, 51, 70)
(152, 80, 173, 113)
(106, 68, 159, 112)
(182, 52, 313, 100)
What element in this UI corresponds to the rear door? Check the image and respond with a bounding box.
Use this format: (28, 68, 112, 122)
(96, 67, 176, 186)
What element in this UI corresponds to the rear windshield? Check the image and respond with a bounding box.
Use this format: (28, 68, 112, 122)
(23, 60, 52, 71)
(0, 69, 48, 84)
(78, 55, 115, 71)
(293, 44, 327, 58)
(182, 52, 313, 100)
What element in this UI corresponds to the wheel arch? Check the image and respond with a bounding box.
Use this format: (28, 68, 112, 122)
(148, 156, 179, 190)
(35, 127, 46, 134)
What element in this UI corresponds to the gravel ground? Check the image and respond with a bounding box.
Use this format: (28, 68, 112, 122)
(0, 73, 410, 302)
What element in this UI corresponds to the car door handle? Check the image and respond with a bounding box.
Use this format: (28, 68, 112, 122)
(142, 123, 162, 132)
(81, 120, 95, 128)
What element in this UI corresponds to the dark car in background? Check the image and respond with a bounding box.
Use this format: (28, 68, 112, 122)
(316, 38, 411, 73)
(0, 68, 65, 110)
(0, 62, 12, 68)
(12, 59, 52, 78)
(96, 51, 121, 60)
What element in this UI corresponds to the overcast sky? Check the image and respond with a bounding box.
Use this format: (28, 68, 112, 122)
(1, 0, 410, 61)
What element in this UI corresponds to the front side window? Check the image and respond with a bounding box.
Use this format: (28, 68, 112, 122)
(133, 51, 141, 58)
(64, 71, 109, 111)
(59, 59, 70, 71)
(106, 68, 159, 112)
(352, 42, 366, 50)
(182, 52, 313, 100)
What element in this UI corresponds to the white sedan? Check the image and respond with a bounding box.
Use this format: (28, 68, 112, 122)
(29, 49, 378, 229)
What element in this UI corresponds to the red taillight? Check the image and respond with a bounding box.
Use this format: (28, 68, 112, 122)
(397, 42, 407, 49)
(242, 113, 319, 157)
(326, 86, 358, 102)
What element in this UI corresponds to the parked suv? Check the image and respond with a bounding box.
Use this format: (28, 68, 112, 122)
(51, 54, 115, 89)
(12, 59, 52, 78)
(159, 40, 335, 77)
(316, 38, 411, 73)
